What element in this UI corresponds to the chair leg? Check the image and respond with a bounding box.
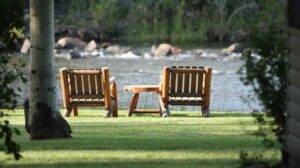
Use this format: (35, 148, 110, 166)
(104, 109, 110, 118)
(104, 100, 116, 118)
(64, 107, 72, 117)
(110, 82, 118, 117)
(72, 106, 78, 117)
(201, 106, 210, 117)
(159, 96, 170, 118)
(113, 99, 118, 117)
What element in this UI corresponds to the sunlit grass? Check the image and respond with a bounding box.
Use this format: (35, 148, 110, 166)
(0, 109, 280, 168)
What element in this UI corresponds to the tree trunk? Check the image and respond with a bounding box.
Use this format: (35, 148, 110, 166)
(29, 0, 71, 140)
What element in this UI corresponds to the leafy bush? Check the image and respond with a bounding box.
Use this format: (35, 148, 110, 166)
(238, 0, 287, 166)
(0, 0, 25, 160)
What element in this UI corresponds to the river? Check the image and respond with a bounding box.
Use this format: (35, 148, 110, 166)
(19, 48, 261, 112)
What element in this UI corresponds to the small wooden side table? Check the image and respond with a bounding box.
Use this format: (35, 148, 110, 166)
(124, 85, 161, 116)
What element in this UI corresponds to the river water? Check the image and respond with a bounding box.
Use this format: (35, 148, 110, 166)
(18, 48, 261, 112)
(52, 48, 260, 112)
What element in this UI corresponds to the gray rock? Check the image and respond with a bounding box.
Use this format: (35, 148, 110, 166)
(20, 38, 30, 54)
(221, 43, 242, 56)
(84, 40, 98, 52)
(106, 45, 120, 54)
(195, 49, 204, 56)
(55, 37, 86, 49)
(154, 43, 173, 57)
(67, 50, 82, 59)
(105, 45, 132, 55)
(153, 43, 182, 57)
(101, 42, 111, 49)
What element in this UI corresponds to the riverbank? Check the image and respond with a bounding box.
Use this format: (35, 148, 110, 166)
(1, 110, 280, 168)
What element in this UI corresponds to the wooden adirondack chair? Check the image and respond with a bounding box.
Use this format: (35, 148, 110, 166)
(60, 67, 118, 118)
(159, 66, 212, 117)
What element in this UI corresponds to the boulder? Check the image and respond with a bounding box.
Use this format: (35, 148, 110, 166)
(153, 43, 182, 57)
(105, 45, 132, 55)
(195, 49, 204, 56)
(20, 38, 30, 54)
(106, 45, 120, 54)
(154, 43, 172, 57)
(101, 42, 111, 49)
(66, 50, 82, 59)
(84, 40, 98, 52)
(55, 37, 86, 49)
(221, 43, 242, 56)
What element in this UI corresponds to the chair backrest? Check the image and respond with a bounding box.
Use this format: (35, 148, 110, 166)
(161, 66, 212, 101)
(60, 68, 110, 102)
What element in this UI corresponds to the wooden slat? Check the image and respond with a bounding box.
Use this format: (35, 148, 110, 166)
(96, 74, 103, 94)
(289, 52, 300, 71)
(70, 94, 104, 99)
(288, 118, 300, 140)
(69, 103, 105, 107)
(90, 75, 96, 94)
(288, 85, 300, 105)
(289, 68, 300, 88)
(169, 93, 202, 97)
(184, 71, 190, 93)
(190, 66, 197, 93)
(170, 70, 177, 93)
(68, 69, 101, 75)
(69, 73, 76, 94)
(197, 72, 204, 93)
(171, 68, 205, 73)
(83, 75, 89, 94)
(170, 100, 203, 106)
(286, 134, 300, 161)
(288, 101, 300, 122)
(289, 36, 300, 55)
(76, 74, 83, 94)
(177, 66, 183, 93)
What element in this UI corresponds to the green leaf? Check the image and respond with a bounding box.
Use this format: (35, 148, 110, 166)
(14, 128, 20, 135)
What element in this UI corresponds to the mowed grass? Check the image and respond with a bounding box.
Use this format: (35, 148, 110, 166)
(0, 109, 280, 168)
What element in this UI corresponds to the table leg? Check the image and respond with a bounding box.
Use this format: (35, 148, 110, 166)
(127, 93, 139, 117)
(133, 93, 139, 110)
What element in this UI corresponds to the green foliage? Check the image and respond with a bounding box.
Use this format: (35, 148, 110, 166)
(0, 0, 25, 161)
(0, 0, 24, 51)
(238, 0, 287, 166)
(0, 56, 27, 109)
(62, 0, 92, 27)
(61, 0, 271, 43)
(0, 56, 26, 161)
(207, 0, 258, 41)
(91, 0, 130, 39)
(240, 150, 268, 167)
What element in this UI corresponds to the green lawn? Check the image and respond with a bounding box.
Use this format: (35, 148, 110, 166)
(0, 110, 280, 168)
